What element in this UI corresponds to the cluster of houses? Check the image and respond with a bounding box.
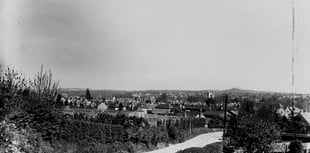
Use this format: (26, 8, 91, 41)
(59, 91, 239, 128)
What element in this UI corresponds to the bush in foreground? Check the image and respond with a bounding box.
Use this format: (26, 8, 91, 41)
(177, 147, 203, 153)
(176, 142, 222, 153)
(288, 140, 303, 153)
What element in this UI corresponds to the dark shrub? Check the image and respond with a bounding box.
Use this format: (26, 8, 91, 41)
(288, 140, 303, 153)
(177, 147, 204, 153)
(202, 142, 222, 153)
(177, 142, 222, 153)
(167, 125, 185, 143)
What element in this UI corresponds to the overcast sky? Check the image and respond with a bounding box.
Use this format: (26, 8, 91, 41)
(1, 0, 310, 93)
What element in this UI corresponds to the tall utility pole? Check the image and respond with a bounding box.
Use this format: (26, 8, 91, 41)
(291, 0, 296, 119)
(222, 95, 228, 150)
(223, 95, 228, 136)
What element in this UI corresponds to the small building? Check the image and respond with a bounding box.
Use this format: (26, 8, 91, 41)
(204, 110, 225, 119)
(184, 104, 206, 112)
(152, 103, 173, 115)
(195, 111, 206, 119)
(277, 106, 303, 118)
(97, 103, 108, 112)
(127, 109, 146, 118)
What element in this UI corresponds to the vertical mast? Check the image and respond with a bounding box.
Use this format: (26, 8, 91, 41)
(291, 0, 296, 118)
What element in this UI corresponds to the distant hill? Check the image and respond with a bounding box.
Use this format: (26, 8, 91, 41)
(216, 88, 273, 94)
(60, 87, 280, 97)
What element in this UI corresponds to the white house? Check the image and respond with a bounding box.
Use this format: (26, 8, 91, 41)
(277, 105, 302, 118)
(97, 103, 108, 112)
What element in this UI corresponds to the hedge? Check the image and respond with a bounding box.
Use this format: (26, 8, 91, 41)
(163, 118, 206, 130)
(60, 119, 127, 143)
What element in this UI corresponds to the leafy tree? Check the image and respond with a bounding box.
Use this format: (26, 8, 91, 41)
(167, 124, 185, 143)
(274, 114, 291, 133)
(177, 142, 222, 153)
(187, 95, 207, 103)
(31, 65, 59, 103)
(256, 104, 276, 122)
(227, 115, 280, 153)
(288, 140, 303, 153)
(86, 88, 92, 100)
(206, 98, 216, 106)
(176, 147, 203, 153)
(64, 99, 69, 106)
(0, 67, 28, 119)
(157, 93, 168, 102)
(290, 114, 308, 134)
(118, 103, 123, 111)
(239, 99, 255, 115)
(203, 142, 222, 153)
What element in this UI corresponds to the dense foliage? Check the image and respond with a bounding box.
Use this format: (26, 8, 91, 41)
(71, 113, 149, 128)
(85, 88, 92, 100)
(225, 98, 289, 153)
(176, 142, 222, 153)
(166, 118, 206, 130)
(288, 140, 303, 153)
(208, 118, 223, 128)
(60, 119, 127, 143)
(0, 66, 62, 152)
(0, 68, 29, 120)
(226, 114, 280, 153)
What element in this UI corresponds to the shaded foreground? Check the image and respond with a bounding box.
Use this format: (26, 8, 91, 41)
(145, 132, 223, 153)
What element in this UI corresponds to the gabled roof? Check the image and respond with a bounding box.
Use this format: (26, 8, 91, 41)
(155, 103, 173, 109)
(181, 111, 199, 118)
(183, 104, 208, 110)
(140, 104, 156, 110)
(204, 110, 225, 118)
(152, 108, 170, 114)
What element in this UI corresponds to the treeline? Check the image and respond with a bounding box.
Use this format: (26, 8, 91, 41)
(64, 112, 206, 145)
(60, 120, 126, 143)
(70, 113, 149, 128)
(164, 117, 206, 130)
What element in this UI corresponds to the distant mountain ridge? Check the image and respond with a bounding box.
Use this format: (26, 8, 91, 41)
(217, 88, 273, 94)
(60, 87, 280, 97)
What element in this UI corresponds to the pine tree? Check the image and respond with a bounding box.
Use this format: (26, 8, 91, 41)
(86, 88, 92, 100)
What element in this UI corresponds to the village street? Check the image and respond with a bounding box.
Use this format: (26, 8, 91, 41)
(145, 131, 223, 153)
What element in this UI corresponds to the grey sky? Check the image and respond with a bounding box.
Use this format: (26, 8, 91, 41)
(1, 0, 310, 92)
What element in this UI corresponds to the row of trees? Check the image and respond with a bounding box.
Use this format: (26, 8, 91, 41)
(65, 112, 206, 144)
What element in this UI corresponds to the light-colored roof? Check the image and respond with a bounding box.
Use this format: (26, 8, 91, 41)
(97, 103, 108, 111)
(301, 112, 310, 124)
(152, 108, 170, 114)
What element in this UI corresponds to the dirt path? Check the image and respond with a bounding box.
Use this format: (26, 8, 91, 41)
(145, 132, 223, 153)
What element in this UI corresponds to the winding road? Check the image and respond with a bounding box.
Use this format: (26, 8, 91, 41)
(145, 132, 223, 153)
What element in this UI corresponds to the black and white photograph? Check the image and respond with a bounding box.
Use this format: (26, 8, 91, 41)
(1, 0, 310, 152)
